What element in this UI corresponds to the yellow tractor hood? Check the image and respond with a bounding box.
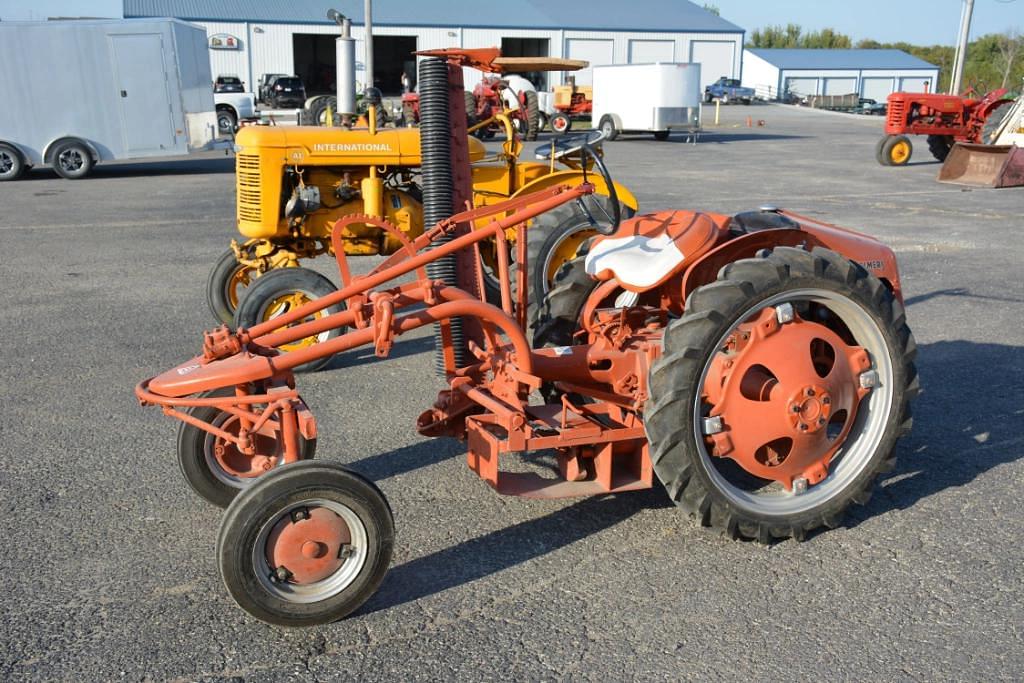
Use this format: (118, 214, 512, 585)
(234, 125, 486, 166)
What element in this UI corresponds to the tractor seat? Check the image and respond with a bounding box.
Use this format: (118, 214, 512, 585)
(584, 210, 723, 292)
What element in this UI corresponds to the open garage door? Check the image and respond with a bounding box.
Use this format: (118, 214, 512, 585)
(689, 40, 734, 90)
(373, 36, 417, 95)
(785, 77, 819, 99)
(293, 33, 338, 96)
(861, 77, 895, 101)
(502, 37, 550, 90)
(823, 77, 857, 95)
(565, 38, 613, 86)
(629, 39, 674, 64)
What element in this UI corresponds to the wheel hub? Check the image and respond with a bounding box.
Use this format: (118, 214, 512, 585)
(211, 415, 281, 478)
(702, 306, 872, 490)
(265, 507, 352, 585)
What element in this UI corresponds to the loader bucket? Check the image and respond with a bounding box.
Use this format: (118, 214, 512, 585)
(937, 143, 1024, 188)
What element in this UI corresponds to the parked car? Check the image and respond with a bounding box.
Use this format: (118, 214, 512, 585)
(704, 77, 754, 105)
(214, 75, 244, 93)
(258, 73, 288, 104)
(267, 76, 306, 109)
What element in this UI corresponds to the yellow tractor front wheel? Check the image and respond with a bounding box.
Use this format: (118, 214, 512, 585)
(879, 135, 913, 166)
(234, 268, 345, 373)
(207, 248, 259, 324)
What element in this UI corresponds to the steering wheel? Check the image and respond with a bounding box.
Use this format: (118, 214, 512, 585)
(533, 130, 620, 235)
(533, 130, 604, 161)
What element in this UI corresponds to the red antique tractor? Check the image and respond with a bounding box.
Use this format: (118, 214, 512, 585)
(877, 88, 1015, 165)
(136, 49, 918, 626)
(470, 73, 541, 140)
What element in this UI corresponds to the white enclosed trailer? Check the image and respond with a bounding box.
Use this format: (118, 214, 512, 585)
(0, 18, 218, 180)
(591, 63, 702, 141)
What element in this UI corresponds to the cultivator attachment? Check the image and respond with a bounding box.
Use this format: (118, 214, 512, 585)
(937, 143, 1024, 188)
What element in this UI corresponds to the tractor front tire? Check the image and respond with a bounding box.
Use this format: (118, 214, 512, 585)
(926, 134, 953, 162)
(234, 267, 344, 373)
(463, 91, 478, 128)
(881, 134, 912, 166)
(207, 247, 259, 324)
(177, 389, 316, 508)
(645, 247, 918, 542)
(218, 462, 394, 627)
(550, 113, 571, 136)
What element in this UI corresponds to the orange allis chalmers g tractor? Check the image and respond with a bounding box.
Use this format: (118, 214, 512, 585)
(136, 50, 918, 627)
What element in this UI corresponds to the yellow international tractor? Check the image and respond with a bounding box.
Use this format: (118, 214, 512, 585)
(210, 53, 636, 371)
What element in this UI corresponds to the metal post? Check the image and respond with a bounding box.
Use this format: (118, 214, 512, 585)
(950, 0, 974, 95)
(364, 0, 374, 93)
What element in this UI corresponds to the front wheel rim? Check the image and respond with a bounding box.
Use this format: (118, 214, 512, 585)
(890, 141, 910, 164)
(204, 411, 282, 487)
(255, 498, 370, 603)
(258, 290, 330, 351)
(692, 288, 895, 516)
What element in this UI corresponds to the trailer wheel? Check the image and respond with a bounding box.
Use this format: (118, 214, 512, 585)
(881, 135, 912, 166)
(598, 116, 618, 141)
(51, 141, 93, 179)
(177, 389, 316, 508)
(926, 134, 953, 162)
(0, 143, 26, 181)
(550, 113, 571, 136)
(645, 247, 918, 542)
(982, 101, 1013, 144)
(218, 461, 394, 626)
(234, 268, 345, 373)
(538, 112, 549, 133)
(207, 247, 260, 324)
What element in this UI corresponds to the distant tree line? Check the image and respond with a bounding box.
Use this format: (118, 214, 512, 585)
(747, 24, 1023, 94)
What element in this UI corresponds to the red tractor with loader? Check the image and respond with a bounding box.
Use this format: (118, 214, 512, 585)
(876, 87, 1015, 166)
(136, 48, 918, 627)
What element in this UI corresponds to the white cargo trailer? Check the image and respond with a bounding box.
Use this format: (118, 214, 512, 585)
(591, 63, 702, 141)
(0, 18, 219, 181)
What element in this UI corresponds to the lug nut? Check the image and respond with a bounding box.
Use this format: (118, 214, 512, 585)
(775, 303, 795, 324)
(792, 477, 808, 494)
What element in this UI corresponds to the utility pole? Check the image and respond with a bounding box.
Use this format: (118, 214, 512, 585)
(364, 0, 374, 93)
(950, 0, 974, 95)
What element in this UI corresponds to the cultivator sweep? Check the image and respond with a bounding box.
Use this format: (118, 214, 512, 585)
(137, 50, 917, 626)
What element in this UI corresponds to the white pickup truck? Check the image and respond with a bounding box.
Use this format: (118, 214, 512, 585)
(213, 92, 256, 134)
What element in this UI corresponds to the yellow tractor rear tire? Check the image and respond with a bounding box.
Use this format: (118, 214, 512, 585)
(207, 248, 258, 324)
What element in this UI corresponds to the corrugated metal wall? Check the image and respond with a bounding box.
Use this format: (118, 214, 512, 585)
(189, 20, 743, 93)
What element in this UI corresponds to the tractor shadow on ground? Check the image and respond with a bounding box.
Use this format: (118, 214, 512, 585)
(847, 335, 1024, 527)
(363, 487, 672, 615)
(343, 438, 463, 482)
(323, 334, 435, 370)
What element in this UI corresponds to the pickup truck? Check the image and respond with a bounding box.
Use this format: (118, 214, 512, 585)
(213, 92, 256, 134)
(704, 77, 755, 105)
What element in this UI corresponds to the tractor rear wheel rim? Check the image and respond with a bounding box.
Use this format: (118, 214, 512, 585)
(542, 227, 596, 294)
(255, 499, 369, 603)
(258, 290, 330, 351)
(226, 264, 255, 309)
(693, 288, 894, 516)
(204, 412, 281, 487)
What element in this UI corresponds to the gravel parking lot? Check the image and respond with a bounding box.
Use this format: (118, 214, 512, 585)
(1, 104, 1022, 681)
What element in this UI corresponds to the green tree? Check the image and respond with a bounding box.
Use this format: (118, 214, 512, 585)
(702, 3, 720, 16)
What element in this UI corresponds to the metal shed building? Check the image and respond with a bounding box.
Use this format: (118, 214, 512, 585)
(123, 0, 745, 95)
(741, 49, 940, 102)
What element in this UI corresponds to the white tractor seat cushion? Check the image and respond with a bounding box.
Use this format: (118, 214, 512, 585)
(585, 231, 686, 291)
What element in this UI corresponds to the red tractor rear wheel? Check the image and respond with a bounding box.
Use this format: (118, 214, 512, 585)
(645, 247, 918, 542)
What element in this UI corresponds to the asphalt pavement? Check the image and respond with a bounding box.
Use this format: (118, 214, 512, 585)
(1, 104, 1022, 681)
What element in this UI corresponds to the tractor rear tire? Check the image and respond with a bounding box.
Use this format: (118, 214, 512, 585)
(234, 267, 344, 373)
(645, 247, 918, 542)
(881, 134, 912, 166)
(538, 111, 549, 133)
(207, 247, 258, 324)
(463, 91, 478, 128)
(177, 388, 316, 508)
(532, 255, 600, 347)
(926, 134, 953, 162)
(526, 195, 630, 331)
(524, 90, 541, 141)
(218, 461, 394, 626)
(982, 101, 1013, 144)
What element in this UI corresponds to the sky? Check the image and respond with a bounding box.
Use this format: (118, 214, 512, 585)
(0, 0, 1020, 45)
(712, 0, 1021, 45)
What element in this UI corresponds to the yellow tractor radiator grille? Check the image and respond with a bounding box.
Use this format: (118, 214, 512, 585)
(236, 154, 262, 222)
